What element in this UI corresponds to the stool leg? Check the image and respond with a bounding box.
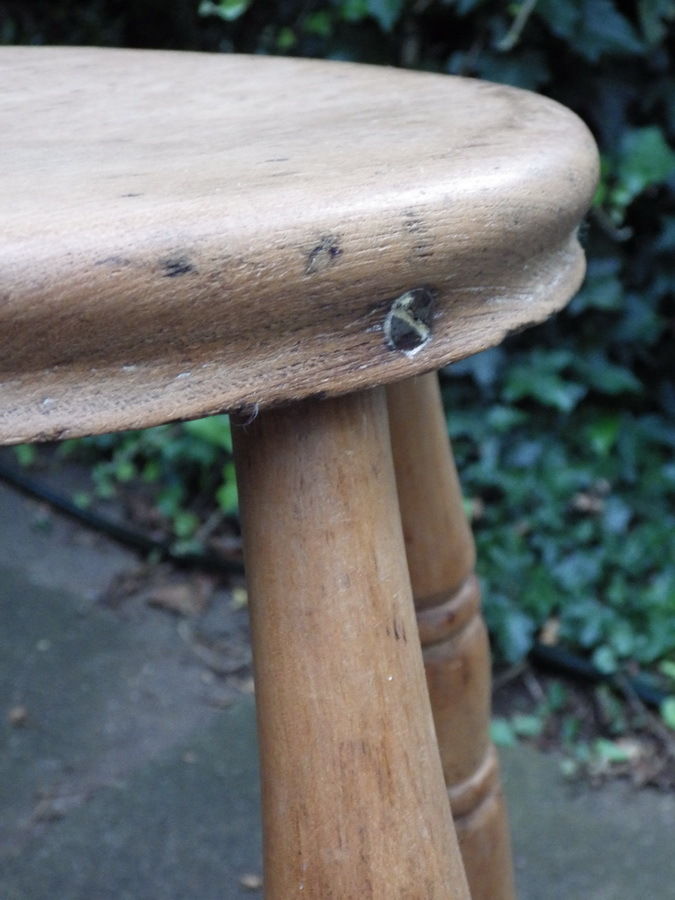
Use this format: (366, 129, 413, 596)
(387, 373, 516, 900)
(232, 387, 471, 899)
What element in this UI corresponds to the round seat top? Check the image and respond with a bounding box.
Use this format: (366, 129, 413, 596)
(0, 46, 598, 443)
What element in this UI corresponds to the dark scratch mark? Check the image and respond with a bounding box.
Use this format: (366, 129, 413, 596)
(305, 234, 343, 275)
(403, 207, 435, 261)
(95, 256, 132, 267)
(161, 256, 196, 278)
(392, 618, 407, 642)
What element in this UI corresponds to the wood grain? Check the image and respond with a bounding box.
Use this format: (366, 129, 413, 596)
(232, 387, 470, 898)
(388, 373, 515, 900)
(0, 47, 598, 444)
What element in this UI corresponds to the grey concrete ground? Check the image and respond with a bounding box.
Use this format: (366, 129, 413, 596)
(1, 475, 674, 899)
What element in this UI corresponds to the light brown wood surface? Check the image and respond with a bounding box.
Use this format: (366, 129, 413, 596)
(232, 387, 471, 898)
(388, 373, 514, 900)
(1, 46, 598, 444)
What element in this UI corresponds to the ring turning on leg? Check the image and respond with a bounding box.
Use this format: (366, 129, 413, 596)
(388, 373, 516, 900)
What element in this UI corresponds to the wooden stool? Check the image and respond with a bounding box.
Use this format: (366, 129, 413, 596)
(0, 47, 598, 898)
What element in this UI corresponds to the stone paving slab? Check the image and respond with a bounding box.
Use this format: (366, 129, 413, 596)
(2, 478, 675, 898)
(505, 741, 675, 899)
(1, 700, 261, 900)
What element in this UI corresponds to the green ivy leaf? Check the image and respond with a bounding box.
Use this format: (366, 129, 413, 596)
(593, 738, 633, 763)
(216, 462, 239, 514)
(303, 11, 333, 37)
(520, 566, 559, 618)
(197, 0, 252, 22)
(618, 125, 675, 193)
(660, 697, 675, 731)
(608, 620, 635, 657)
(157, 483, 185, 518)
(575, 0, 644, 62)
(276, 27, 297, 51)
(476, 50, 550, 91)
(659, 661, 675, 682)
(72, 491, 92, 510)
(504, 369, 586, 412)
(612, 294, 665, 345)
(13, 444, 36, 467)
(613, 127, 675, 211)
(486, 405, 528, 433)
(490, 718, 517, 747)
(654, 216, 675, 252)
(584, 414, 621, 456)
(113, 459, 136, 483)
(183, 415, 233, 452)
(574, 356, 642, 397)
(593, 645, 618, 674)
(603, 496, 632, 534)
(536, 0, 579, 39)
(501, 607, 536, 662)
(172, 509, 200, 539)
(367, 0, 405, 32)
(512, 713, 545, 738)
(456, 0, 489, 13)
(337, 0, 370, 22)
(571, 257, 623, 313)
(638, 0, 675, 45)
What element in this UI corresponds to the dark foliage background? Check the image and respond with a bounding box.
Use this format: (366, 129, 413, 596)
(3, 2, 674, 706)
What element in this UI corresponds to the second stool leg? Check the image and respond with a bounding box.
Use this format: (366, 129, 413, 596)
(232, 387, 471, 899)
(387, 373, 516, 900)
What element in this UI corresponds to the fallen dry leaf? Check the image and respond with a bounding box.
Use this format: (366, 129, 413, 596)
(8, 705, 28, 727)
(147, 576, 212, 616)
(238, 676, 256, 695)
(230, 586, 248, 610)
(571, 492, 604, 514)
(539, 617, 560, 646)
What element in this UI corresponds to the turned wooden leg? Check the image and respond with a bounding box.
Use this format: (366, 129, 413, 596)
(232, 387, 471, 899)
(387, 373, 516, 900)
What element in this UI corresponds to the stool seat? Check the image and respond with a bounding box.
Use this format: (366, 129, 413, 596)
(0, 46, 597, 445)
(1, 46, 600, 898)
